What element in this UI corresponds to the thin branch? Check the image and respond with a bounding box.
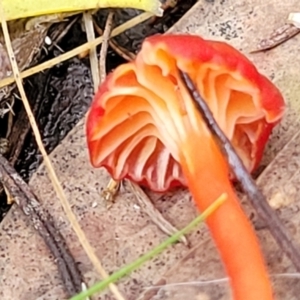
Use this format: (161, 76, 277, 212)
(93, 19, 135, 61)
(179, 70, 300, 271)
(0, 154, 82, 296)
(99, 11, 115, 84)
(125, 180, 188, 245)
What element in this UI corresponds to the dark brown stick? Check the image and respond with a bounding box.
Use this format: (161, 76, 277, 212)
(179, 70, 300, 271)
(93, 19, 136, 62)
(0, 154, 82, 296)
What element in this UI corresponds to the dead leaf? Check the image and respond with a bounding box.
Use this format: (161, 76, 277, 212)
(1, 0, 300, 300)
(250, 24, 300, 53)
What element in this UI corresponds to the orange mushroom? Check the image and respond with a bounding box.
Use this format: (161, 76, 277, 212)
(86, 34, 285, 300)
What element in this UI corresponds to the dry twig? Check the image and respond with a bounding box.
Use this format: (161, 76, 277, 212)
(180, 70, 300, 272)
(93, 19, 136, 61)
(99, 11, 115, 83)
(0, 154, 82, 296)
(125, 180, 188, 245)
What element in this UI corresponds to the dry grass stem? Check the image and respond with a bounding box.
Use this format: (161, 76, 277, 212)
(0, 11, 154, 89)
(99, 11, 115, 83)
(0, 5, 130, 299)
(83, 11, 100, 91)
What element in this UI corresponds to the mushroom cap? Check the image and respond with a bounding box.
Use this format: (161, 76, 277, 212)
(86, 34, 285, 191)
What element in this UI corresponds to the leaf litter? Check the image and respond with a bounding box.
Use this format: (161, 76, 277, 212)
(1, 0, 300, 299)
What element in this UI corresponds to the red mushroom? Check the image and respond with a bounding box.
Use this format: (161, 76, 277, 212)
(86, 34, 285, 300)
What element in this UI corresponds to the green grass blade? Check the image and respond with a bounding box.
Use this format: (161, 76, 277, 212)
(71, 193, 227, 300)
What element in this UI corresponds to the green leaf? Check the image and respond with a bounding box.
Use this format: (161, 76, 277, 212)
(2, 0, 163, 21)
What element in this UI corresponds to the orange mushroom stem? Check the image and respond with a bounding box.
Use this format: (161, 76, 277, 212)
(86, 34, 285, 300)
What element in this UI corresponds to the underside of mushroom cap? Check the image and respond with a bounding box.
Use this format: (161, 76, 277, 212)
(87, 34, 285, 191)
